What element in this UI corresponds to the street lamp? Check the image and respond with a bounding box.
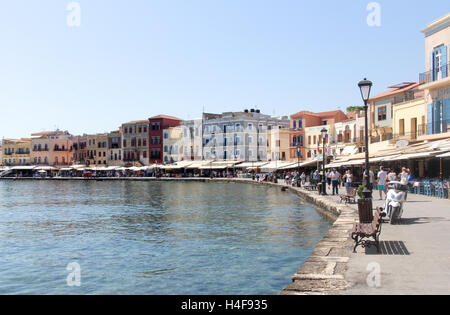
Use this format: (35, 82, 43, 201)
(320, 128, 327, 195)
(358, 78, 373, 199)
(297, 145, 301, 187)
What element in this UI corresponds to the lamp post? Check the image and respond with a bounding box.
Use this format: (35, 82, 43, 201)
(297, 145, 301, 187)
(358, 78, 373, 199)
(320, 128, 327, 195)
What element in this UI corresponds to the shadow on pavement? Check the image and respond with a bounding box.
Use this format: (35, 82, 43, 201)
(365, 241, 410, 255)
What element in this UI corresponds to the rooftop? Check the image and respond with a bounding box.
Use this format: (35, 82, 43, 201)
(149, 115, 182, 121)
(369, 82, 421, 101)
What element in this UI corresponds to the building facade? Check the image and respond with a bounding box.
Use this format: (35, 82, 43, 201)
(2, 138, 32, 166)
(191, 110, 289, 162)
(420, 13, 450, 138)
(290, 110, 348, 161)
(369, 82, 423, 143)
(86, 133, 108, 166)
(72, 135, 87, 165)
(148, 115, 182, 164)
(122, 120, 149, 166)
(31, 131, 73, 166)
(267, 128, 291, 161)
(181, 119, 204, 161)
(107, 130, 122, 166)
(162, 126, 182, 164)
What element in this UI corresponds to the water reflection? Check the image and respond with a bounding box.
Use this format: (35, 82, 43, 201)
(0, 181, 331, 294)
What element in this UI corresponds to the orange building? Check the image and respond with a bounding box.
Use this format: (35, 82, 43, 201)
(31, 131, 73, 166)
(289, 110, 348, 161)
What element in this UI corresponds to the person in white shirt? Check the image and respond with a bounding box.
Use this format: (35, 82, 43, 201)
(330, 168, 340, 195)
(377, 166, 388, 200)
(343, 170, 353, 194)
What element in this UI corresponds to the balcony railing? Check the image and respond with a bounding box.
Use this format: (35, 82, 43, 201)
(419, 63, 449, 84)
(417, 119, 450, 137)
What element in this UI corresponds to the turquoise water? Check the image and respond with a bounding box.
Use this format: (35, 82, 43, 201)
(0, 180, 331, 294)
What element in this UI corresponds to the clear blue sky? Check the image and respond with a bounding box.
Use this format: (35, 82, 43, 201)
(0, 0, 449, 138)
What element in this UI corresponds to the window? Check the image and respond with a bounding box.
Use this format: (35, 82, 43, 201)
(248, 136, 252, 144)
(293, 121, 296, 129)
(378, 106, 387, 121)
(248, 123, 253, 130)
(298, 120, 302, 129)
(399, 119, 405, 136)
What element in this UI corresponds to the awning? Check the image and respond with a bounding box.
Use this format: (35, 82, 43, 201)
(234, 162, 269, 168)
(72, 165, 87, 170)
(390, 151, 438, 161)
(59, 167, 74, 171)
(369, 155, 401, 163)
(34, 166, 57, 171)
(186, 161, 211, 169)
(437, 152, 450, 158)
(340, 145, 357, 156)
(11, 166, 36, 170)
(260, 161, 296, 172)
(277, 162, 300, 170)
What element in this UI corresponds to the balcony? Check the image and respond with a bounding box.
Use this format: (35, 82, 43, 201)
(419, 63, 449, 85)
(417, 119, 450, 137)
(290, 143, 303, 147)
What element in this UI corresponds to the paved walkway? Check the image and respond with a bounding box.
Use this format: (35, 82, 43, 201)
(321, 184, 450, 295)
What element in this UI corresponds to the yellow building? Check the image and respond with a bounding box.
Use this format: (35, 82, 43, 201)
(392, 96, 427, 141)
(304, 125, 332, 160)
(86, 133, 108, 166)
(267, 128, 290, 161)
(2, 138, 32, 166)
(163, 127, 182, 164)
(419, 13, 450, 139)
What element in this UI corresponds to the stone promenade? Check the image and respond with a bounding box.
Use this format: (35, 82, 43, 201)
(280, 182, 450, 295)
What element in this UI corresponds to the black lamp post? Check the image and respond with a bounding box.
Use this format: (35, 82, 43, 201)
(320, 128, 327, 195)
(358, 78, 373, 199)
(297, 145, 301, 187)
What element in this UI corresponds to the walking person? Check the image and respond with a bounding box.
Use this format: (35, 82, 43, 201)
(326, 170, 332, 190)
(344, 170, 353, 194)
(377, 166, 388, 200)
(331, 168, 340, 195)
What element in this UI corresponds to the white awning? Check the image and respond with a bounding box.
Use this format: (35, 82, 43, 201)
(34, 166, 57, 171)
(260, 161, 295, 172)
(235, 162, 269, 168)
(436, 152, 450, 158)
(11, 166, 36, 170)
(185, 161, 211, 169)
(391, 151, 438, 161)
(59, 167, 74, 171)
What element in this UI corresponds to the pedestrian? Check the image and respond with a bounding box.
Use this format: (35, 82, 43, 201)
(387, 169, 397, 182)
(344, 170, 353, 194)
(326, 170, 332, 189)
(300, 172, 306, 186)
(331, 168, 340, 195)
(377, 166, 388, 200)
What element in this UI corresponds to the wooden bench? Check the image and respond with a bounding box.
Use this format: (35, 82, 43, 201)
(351, 207, 385, 253)
(339, 188, 357, 204)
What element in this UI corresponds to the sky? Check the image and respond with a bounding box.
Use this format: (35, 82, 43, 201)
(0, 0, 449, 139)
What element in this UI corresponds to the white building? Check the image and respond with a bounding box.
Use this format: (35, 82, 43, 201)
(181, 110, 289, 162)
